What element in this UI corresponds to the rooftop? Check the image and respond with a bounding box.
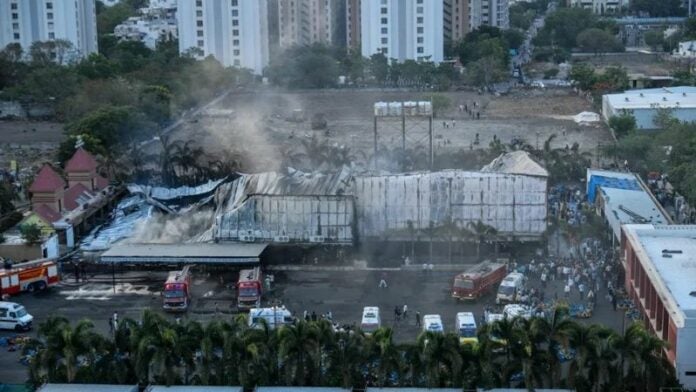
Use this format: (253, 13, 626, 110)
(605, 86, 696, 109)
(624, 224, 696, 326)
(65, 147, 98, 173)
(29, 164, 66, 193)
(480, 151, 548, 177)
(101, 243, 268, 265)
(33, 204, 62, 224)
(63, 183, 95, 211)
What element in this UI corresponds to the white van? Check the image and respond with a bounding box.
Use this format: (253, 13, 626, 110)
(248, 307, 294, 330)
(0, 302, 33, 331)
(456, 312, 478, 345)
(496, 272, 525, 304)
(361, 306, 381, 334)
(423, 314, 444, 333)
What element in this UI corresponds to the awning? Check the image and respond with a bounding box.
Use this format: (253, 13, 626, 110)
(100, 243, 267, 265)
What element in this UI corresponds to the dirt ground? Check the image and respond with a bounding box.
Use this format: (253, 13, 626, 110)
(170, 87, 611, 172)
(572, 52, 678, 77)
(0, 120, 64, 173)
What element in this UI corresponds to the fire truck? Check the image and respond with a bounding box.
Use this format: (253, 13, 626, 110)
(237, 267, 262, 310)
(0, 258, 60, 296)
(452, 260, 507, 301)
(163, 266, 192, 312)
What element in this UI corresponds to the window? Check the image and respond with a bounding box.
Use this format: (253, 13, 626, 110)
(417, 6, 423, 13)
(417, 0, 423, 3)
(47, 22, 53, 29)
(47, 12, 53, 19)
(12, 13, 18, 19)
(46, 2, 52, 9)
(197, 30, 203, 37)
(232, 10, 238, 16)
(233, 29, 239, 36)
(417, 27, 423, 34)
(382, 47, 388, 54)
(196, 0, 202, 6)
(381, 7, 387, 14)
(232, 19, 238, 26)
(233, 39, 239, 45)
(232, 0, 238, 5)
(381, 27, 387, 34)
(381, 17, 387, 24)
(13, 33, 20, 39)
(233, 49, 240, 55)
(381, 0, 387, 3)
(234, 59, 240, 66)
(12, 23, 19, 29)
(197, 20, 203, 27)
(48, 32, 55, 39)
(417, 46, 424, 53)
(381, 37, 387, 44)
(417, 36, 424, 43)
(417, 17, 423, 24)
(196, 10, 202, 17)
(197, 40, 204, 47)
(11, 3, 17, 10)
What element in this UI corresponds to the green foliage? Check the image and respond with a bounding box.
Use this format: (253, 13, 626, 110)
(25, 311, 678, 390)
(630, 0, 685, 17)
(430, 94, 452, 118)
(96, 0, 147, 39)
(609, 114, 637, 137)
(267, 44, 340, 89)
(543, 68, 559, 79)
(65, 106, 147, 155)
(543, 8, 599, 49)
(0, 181, 15, 215)
(20, 223, 42, 245)
(643, 30, 665, 51)
(576, 28, 624, 54)
(570, 63, 597, 90)
(509, 4, 537, 30)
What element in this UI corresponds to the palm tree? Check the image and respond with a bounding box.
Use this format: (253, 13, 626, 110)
(366, 327, 401, 387)
(568, 323, 602, 390)
(328, 331, 366, 388)
(529, 305, 575, 386)
(278, 320, 319, 386)
(417, 332, 463, 387)
(27, 317, 101, 384)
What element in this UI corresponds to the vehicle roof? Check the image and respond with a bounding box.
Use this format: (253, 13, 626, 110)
(0, 301, 22, 308)
(238, 267, 260, 283)
(456, 261, 506, 279)
(363, 306, 379, 313)
(456, 312, 476, 324)
(165, 269, 190, 284)
(249, 307, 291, 316)
(423, 314, 442, 321)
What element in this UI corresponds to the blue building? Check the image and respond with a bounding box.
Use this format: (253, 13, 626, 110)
(602, 86, 696, 130)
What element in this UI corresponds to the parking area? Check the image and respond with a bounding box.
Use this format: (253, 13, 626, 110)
(0, 265, 626, 384)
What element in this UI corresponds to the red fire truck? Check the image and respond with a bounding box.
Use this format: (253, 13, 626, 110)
(237, 267, 262, 310)
(163, 266, 192, 312)
(452, 260, 507, 301)
(0, 258, 60, 296)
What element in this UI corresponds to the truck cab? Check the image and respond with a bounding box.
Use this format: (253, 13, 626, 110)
(163, 266, 191, 312)
(0, 301, 33, 331)
(456, 312, 478, 345)
(496, 272, 525, 304)
(237, 267, 262, 310)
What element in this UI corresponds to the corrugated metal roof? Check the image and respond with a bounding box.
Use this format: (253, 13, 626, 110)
(101, 243, 267, 264)
(148, 386, 242, 392)
(481, 151, 548, 177)
(37, 385, 138, 392)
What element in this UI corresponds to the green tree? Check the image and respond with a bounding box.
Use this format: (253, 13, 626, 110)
(543, 8, 598, 49)
(609, 114, 637, 137)
(630, 0, 685, 17)
(570, 63, 596, 90)
(644, 30, 665, 51)
(430, 94, 452, 118)
(576, 28, 620, 54)
(278, 321, 319, 386)
(20, 223, 42, 244)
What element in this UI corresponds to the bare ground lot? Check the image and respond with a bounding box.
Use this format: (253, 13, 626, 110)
(171, 88, 610, 172)
(0, 120, 64, 172)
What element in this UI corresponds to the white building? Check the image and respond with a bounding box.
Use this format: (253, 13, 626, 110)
(114, 0, 177, 49)
(361, 0, 444, 63)
(568, 0, 628, 14)
(469, 0, 509, 30)
(677, 40, 696, 58)
(621, 224, 696, 389)
(602, 87, 696, 130)
(0, 0, 98, 61)
(277, 0, 343, 48)
(177, 0, 269, 75)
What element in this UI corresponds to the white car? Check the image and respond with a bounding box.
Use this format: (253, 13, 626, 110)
(503, 304, 532, 320)
(0, 301, 33, 331)
(423, 314, 444, 333)
(361, 306, 381, 334)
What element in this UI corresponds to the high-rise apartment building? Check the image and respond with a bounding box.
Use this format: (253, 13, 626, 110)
(361, 0, 444, 63)
(177, 0, 269, 75)
(568, 0, 628, 14)
(277, 0, 344, 48)
(444, 0, 470, 44)
(469, 0, 509, 30)
(0, 0, 98, 62)
(345, 0, 361, 49)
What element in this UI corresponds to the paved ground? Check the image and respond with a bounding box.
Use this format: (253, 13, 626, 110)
(0, 264, 625, 384)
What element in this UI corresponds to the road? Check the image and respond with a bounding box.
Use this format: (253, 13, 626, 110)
(0, 265, 626, 384)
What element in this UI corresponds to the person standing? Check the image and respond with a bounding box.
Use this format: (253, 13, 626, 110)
(402, 304, 408, 320)
(415, 311, 421, 327)
(564, 283, 571, 298)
